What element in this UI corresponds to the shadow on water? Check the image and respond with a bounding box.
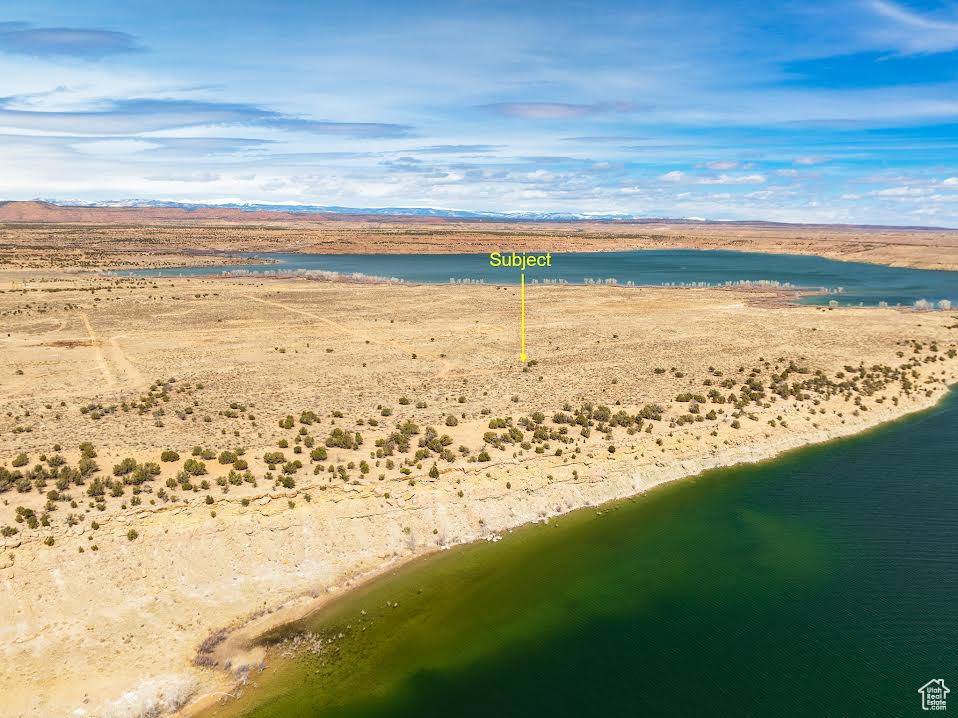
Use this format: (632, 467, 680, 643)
(208, 389, 958, 717)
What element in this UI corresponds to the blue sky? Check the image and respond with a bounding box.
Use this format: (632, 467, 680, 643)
(1, 0, 958, 224)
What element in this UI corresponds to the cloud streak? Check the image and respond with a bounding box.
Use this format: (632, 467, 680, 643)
(404, 144, 502, 154)
(794, 155, 829, 165)
(0, 22, 143, 58)
(0, 96, 412, 137)
(479, 101, 635, 119)
(660, 170, 766, 185)
(866, 0, 958, 54)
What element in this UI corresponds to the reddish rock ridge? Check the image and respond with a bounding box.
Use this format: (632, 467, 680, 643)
(0, 201, 453, 224)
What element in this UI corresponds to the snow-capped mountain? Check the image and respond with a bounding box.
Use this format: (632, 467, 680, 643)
(39, 198, 644, 221)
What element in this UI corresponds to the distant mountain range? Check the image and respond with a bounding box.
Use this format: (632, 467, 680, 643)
(0, 199, 949, 230)
(40, 198, 643, 222)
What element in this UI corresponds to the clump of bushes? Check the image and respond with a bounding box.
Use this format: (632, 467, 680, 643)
(112, 458, 137, 476)
(183, 458, 207, 475)
(325, 427, 362, 450)
(263, 451, 286, 467)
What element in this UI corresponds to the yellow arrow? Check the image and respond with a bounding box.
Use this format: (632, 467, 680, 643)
(520, 272, 526, 362)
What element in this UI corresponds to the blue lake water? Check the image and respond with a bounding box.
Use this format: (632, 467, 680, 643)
(130, 250, 957, 307)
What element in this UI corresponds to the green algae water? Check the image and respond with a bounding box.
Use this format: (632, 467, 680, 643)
(209, 390, 958, 718)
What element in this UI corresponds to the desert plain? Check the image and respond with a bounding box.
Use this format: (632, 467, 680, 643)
(3, 200, 958, 272)
(0, 213, 957, 718)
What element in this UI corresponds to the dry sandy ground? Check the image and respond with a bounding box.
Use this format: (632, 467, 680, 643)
(0, 273, 957, 718)
(3, 206, 958, 272)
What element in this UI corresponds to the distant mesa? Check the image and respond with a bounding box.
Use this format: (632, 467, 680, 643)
(0, 199, 640, 224)
(0, 200, 336, 224)
(0, 199, 949, 230)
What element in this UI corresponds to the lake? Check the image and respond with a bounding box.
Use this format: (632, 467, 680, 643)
(203, 389, 958, 718)
(129, 249, 957, 307)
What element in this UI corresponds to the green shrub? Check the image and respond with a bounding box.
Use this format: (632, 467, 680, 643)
(263, 451, 286, 466)
(128, 463, 160, 484)
(325, 428, 361, 450)
(112, 458, 137, 476)
(183, 458, 207, 475)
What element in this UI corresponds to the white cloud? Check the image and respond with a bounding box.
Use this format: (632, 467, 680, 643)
(658, 170, 766, 186)
(705, 160, 740, 170)
(479, 102, 635, 119)
(872, 186, 930, 197)
(866, 0, 958, 54)
(144, 171, 221, 183)
(794, 156, 829, 166)
(697, 173, 766, 185)
(524, 169, 554, 182)
(70, 139, 162, 155)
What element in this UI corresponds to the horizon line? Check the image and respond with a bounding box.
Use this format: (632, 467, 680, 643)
(3, 198, 955, 232)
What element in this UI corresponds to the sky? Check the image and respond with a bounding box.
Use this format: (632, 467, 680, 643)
(1, 0, 958, 225)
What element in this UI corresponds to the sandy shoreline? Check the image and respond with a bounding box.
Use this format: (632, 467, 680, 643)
(177, 381, 956, 718)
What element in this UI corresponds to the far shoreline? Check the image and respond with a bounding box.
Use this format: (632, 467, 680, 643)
(108, 246, 957, 313)
(118, 244, 958, 275)
(5, 209, 958, 272)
